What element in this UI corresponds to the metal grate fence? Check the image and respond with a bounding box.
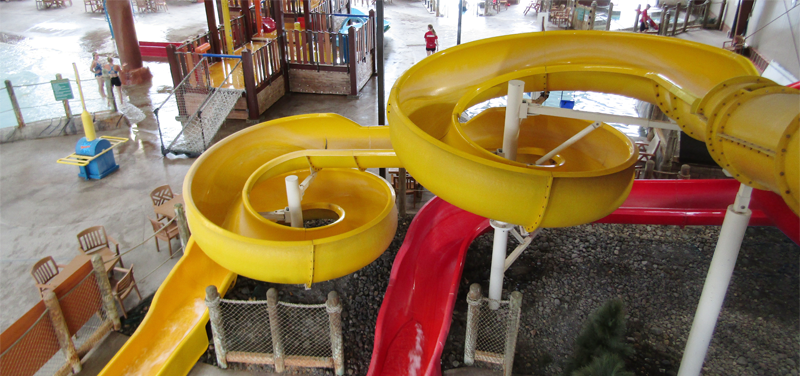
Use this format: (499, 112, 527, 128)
(155, 57, 245, 157)
(464, 284, 522, 376)
(206, 286, 344, 375)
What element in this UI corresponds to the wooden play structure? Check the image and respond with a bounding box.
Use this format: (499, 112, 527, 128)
(165, 0, 375, 120)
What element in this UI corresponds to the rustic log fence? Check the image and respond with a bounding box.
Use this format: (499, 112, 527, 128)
(464, 284, 522, 376)
(0, 255, 120, 376)
(206, 286, 345, 375)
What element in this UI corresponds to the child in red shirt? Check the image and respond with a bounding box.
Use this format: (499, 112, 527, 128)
(425, 24, 438, 56)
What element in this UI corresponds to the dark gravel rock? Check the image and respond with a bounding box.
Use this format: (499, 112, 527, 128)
(125, 219, 798, 376)
(440, 224, 799, 376)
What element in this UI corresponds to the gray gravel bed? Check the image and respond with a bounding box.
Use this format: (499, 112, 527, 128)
(442, 224, 799, 376)
(194, 220, 798, 376)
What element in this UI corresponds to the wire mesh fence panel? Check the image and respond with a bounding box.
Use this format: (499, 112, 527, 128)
(0, 269, 114, 376)
(277, 302, 332, 359)
(155, 57, 244, 157)
(0, 78, 111, 128)
(210, 292, 341, 370)
(165, 87, 244, 156)
(219, 300, 274, 359)
(475, 299, 511, 357)
(0, 309, 67, 376)
(58, 272, 113, 353)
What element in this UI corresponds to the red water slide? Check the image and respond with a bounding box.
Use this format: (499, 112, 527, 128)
(597, 179, 798, 244)
(368, 198, 489, 376)
(368, 180, 798, 376)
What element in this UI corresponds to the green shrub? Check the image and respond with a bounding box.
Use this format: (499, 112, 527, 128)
(563, 299, 633, 376)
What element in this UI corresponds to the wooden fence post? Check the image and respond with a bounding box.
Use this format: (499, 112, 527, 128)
(273, 0, 290, 93)
(205, 286, 228, 369)
(679, 164, 691, 180)
(174, 203, 192, 249)
(242, 0, 253, 42)
(327, 291, 344, 375)
(398, 168, 407, 217)
(5, 80, 24, 128)
(503, 291, 522, 376)
(683, 1, 692, 32)
(701, 1, 710, 29)
(267, 288, 285, 372)
(303, 0, 311, 28)
(166, 45, 183, 88)
(464, 283, 482, 365)
(672, 4, 680, 35)
(241, 49, 260, 120)
(91, 254, 121, 331)
(644, 159, 655, 179)
(659, 7, 670, 35)
(43, 290, 82, 374)
(205, 0, 222, 56)
(56, 74, 73, 120)
(633, 4, 641, 32)
(348, 27, 357, 96)
(606, 2, 613, 30)
(588, 1, 597, 30)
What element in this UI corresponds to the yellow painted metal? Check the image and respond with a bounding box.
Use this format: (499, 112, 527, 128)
(221, 0, 234, 54)
(72, 62, 96, 141)
(101, 32, 800, 376)
(390, 31, 799, 218)
(99, 239, 236, 376)
(56, 136, 129, 166)
(185, 114, 397, 284)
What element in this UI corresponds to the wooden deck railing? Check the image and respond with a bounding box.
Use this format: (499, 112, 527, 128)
(249, 39, 284, 88)
(285, 30, 349, 65)
(284, 10, 373, 66)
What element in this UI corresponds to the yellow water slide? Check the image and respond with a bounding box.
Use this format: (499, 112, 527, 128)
(389, 31, 798, 226)
(100, 31, 798, 375)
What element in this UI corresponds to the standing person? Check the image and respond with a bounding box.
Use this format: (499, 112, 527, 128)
(639, 4, 652, 32)
(424, 24, 438, 56)
(103, 57, 124, 105)
(89, 52, 106, 99)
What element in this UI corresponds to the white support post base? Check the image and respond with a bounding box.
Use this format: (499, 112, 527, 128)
(285, 175, 303, 228)
(502, 80, 526, 161)
(489, 220, 514, 310)
(677, 184, 752, 376)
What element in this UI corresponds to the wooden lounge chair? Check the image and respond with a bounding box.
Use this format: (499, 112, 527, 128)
(112, 266, 142, 319)
(149, 217, 180, 257)
(150, 184, 174, 221)
(77, 226, 123, 268)
(523, 0, 541, 15)
(154, 0, 167, 12)
(722, 35, 745, 55)
(30, 256, 66, 297)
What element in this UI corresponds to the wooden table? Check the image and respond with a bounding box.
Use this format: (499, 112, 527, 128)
(154, 195, 185, 220)
(47, 253, 120, 291)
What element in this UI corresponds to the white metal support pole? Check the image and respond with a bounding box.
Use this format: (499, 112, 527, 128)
(677, 184, 753, 376)
(489, 220, 513, 310)
(535, 121, 601, 165)
(285, 175, 303, 228)
(502, 80, 525, 161)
